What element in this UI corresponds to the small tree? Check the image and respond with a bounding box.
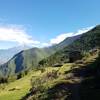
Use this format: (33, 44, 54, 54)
(39, 59, 46, 67)
(17, 71, 25, 79)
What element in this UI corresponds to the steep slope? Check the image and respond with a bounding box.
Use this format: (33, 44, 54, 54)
(0, 25, 100, 99)
(0, 47, 53, 77)
(1, 25, 100, 78)
(39, 25, 100, 67)
(0, 31, 81, 77)
(0, 48, 99, 100)
(66, 25, 100, 51)
(56, 34, 81, 49)
(22, 49, 100, 100)
(46, 34, 81, 52)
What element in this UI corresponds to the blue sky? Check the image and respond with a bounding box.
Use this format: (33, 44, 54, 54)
(0, 0, 100, 49)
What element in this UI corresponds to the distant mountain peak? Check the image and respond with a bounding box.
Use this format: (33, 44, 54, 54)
(0, 45, 32, 65)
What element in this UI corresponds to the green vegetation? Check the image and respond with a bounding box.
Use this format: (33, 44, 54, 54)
(0, 47, 56, 79)
(0, 49, 99, 100)
(0, 70, 42, 100)
(24, 49, 100, 100)
(1, 25, 100, 78)
(39, 25, 100, 67)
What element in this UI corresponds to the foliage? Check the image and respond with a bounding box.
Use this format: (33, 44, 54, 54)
(7, 75, 17, 82)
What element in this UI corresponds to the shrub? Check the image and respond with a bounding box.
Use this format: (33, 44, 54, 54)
(17, 71, 25, 79)
(30, 77, 45, 94)
(46, 70, 58, 79)
(7, 75, 17, 82)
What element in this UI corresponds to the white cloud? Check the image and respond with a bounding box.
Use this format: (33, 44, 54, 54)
(49, 26, 94, 45)
(50, 33, 73, 44)
(41, 43, 51, 47)
(0, 25, 40, 45)
(0, 25, 94, 48)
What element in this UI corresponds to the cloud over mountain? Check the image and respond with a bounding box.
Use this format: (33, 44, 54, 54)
(0, 25, 40, 45)
(49, 26, 94, 45)
(0, 25, 94, 48)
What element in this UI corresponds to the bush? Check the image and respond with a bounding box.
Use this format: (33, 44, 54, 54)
(7, 75, 17, 82)
(0, 77, 8, 83)
(17, 71, 25, 79)
(30, 77, 45, 94)
(46, 70, 58, 79)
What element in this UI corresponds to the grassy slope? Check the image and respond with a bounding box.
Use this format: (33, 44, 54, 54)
(1, 25, 100, 77)
(0, 64, 73, 100)
(0, 66, 60, 100)
(0, 51, 98, 100)
(0, 47, 53, 77)
(0, 70, 42, 100)
(22, 50, 99, 100)
(40, 25, 100, 67)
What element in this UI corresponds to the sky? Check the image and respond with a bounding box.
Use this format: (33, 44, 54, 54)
(0, 0, 100, 49)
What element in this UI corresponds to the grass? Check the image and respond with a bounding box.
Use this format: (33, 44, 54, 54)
(58, 63, 74, 74)
(0, 64, 73, 100)
(0, 66, 61, 100)
(0, 52, 99, 100)
(0, 70, 41, 100)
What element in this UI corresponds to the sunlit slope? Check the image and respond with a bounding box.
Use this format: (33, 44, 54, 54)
(0, 70, 42, 100)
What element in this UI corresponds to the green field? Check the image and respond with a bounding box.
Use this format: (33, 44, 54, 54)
(0, 70, 42, 100)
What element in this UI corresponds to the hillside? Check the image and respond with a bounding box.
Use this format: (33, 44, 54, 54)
(56, 34, 81, 50)
(39, 25, 100, 67)
(0, 48, 99, 100)
(24, 49, 100, 100)
(0, 25, 100, 82)
(67, 25, 100, 51)
(0, 47, 54, 77)
(0, 25, 100, 100)
(0, 31, 81, 78)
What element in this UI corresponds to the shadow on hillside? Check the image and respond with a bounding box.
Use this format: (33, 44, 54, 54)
(22, 54, 100, 100)
(72, 55, 100, 78)
(46, 54, 100, 100)
(72, 54, 100, 100)
(15, 53, 24, 73)
(47, 82, 80, 100)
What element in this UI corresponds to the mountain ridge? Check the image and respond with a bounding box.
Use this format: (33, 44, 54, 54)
(0, 45, 32, 65)
(0, 25, 100, 78)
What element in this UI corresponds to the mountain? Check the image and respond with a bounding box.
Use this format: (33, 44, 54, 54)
(0, 31, 81, 77)
(66, 25, 100, 51)
(0, 47, 56, 77)
(39, 25, 100, 67)
(0, 45, 32, 65)
(0, 35, 80, 65)
(0, 25, 100, 100)
(56, 34, 81, 49)
(0, 25, 100, 78)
